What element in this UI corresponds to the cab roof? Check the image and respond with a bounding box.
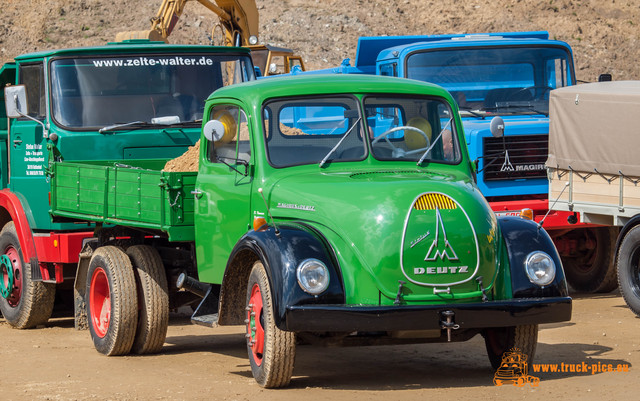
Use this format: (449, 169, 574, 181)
(208, 74, 453, 105)
(13, 41, 250, 62)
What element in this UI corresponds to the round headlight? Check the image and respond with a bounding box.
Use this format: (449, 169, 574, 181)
(296, 258, 330, 295)
(248, 35, 259, 45)
(524, 251, 556, 286)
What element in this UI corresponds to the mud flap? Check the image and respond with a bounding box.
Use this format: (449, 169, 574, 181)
(73, 243, 96, 330)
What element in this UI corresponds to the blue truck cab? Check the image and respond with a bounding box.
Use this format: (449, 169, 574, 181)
(300, 32, 617, 294)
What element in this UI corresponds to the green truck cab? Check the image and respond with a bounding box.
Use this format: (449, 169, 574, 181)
(3, 65, 571, 388)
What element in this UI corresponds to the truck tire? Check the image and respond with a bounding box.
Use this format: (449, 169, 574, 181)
(0, 221, 55, 329)
(86, 246, 138, 356)
(616, 225, 640, 317)
(483, 324, 538, 370)
(126, 245, 169, 354)
(246, 261, 296, 388)
(562, 226, 618, 293)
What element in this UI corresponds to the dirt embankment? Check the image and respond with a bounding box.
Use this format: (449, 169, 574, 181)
(1, 0, 639, 82)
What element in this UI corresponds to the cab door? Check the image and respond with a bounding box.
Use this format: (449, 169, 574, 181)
(194, 102, 254, 284)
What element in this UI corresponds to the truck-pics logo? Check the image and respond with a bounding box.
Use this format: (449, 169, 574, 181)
(494, 348, 540, 387)
(401, 193, 480, 287)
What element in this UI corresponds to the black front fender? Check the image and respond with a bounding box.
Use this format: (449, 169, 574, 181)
(227, 224, 345, 330)
(498, 216, 569, 298)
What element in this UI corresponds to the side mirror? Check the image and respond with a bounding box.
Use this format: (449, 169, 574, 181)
(203, 120, 226, 142)
(489, 116, 505, 138)
(4, 85, 28, 118)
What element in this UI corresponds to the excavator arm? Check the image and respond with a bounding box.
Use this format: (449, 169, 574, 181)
(116, 0, 304, 76)
(115, 0, 259, 47)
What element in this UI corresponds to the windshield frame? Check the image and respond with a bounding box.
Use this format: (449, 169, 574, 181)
(47, 52, 255, 131)
(404, 44, 576, 116)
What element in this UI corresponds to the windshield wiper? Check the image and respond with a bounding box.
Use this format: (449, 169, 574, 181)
(458, 107, 486, 118)
(319, 117, 362, 168)
(99, 121, 152, 133)
(417, 118, 452, 166)
(483, 104, 549, 117)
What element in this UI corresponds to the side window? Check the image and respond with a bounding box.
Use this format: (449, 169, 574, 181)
(379, 63, 397, 77)
(206, 104, 250, 164)
(18, 63, 45, 119)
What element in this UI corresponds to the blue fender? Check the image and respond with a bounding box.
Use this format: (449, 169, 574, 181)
(498, 216, 569, 298)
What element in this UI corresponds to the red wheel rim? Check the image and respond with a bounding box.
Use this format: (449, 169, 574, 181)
(89, 267, 111, 338)
(3, 247, 23, 307)
(247, 283, 265, 365)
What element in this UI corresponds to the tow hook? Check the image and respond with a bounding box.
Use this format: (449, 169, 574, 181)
(476, 276, 488, 302)
(394, 280, 406, 305)
(440, 310, 460, 342)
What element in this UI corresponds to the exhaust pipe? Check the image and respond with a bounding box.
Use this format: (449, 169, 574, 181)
(176, 272, 210, 298)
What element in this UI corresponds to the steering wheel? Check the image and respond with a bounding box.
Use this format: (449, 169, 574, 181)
(372, 126, 430, 158)
(508, 86, 553, 101)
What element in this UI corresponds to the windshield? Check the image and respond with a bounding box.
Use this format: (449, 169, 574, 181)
(406, 46, 573, 115)
(263, 96, 365, 167)
(364, 96, 460, 163)
(262, 95, 459, 167)
(50, 53, 254, 129)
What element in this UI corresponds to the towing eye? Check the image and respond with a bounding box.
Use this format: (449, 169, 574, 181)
(0, 254, 15, 299)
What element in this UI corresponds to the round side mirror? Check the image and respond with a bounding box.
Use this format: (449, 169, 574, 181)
(203, 120, 226, 142)
(489, 116, 505, 138)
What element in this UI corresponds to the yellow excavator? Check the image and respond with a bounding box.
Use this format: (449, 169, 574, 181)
(116, 0, 305, 76)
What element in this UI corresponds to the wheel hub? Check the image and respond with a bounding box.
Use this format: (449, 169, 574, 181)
(90, 267, 111, 338)
(0, 248, 22, 306)
(247, 283, 265, 365)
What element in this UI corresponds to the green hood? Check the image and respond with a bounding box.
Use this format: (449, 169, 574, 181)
(266, 168, 500, 303)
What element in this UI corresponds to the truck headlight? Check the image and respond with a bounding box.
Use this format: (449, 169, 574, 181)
(296, 258, 330, 295)
(524, 251, 556, 286)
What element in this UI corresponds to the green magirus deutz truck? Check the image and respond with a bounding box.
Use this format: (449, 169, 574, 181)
(3, 64, 571, 387)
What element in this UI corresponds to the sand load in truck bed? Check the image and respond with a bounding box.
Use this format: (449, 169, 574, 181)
(547, 81, 640, 223)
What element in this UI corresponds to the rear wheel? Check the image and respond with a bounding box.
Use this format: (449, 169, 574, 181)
(86, 246, 138, 356)
(246, 261, 296, 388)
(616, 225, 640, 317)
(0, 221, 54, 328)
(561, 227, 618, 293)
(127, 245, 169, 354)
(484, 324, 538, 370)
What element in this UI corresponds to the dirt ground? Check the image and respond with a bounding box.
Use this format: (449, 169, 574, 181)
(1, 0, 640, 83)
(1, 292, 637, 400)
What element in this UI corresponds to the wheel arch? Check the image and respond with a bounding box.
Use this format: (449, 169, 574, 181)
(0, 189, 37, 264)
(497, 216, 568, 298)
(218, 224, 344, 329)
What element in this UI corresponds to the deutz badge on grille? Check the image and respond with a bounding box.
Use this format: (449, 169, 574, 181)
(401, 192, 479, 287)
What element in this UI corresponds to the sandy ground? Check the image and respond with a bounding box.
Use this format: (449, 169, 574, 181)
(1, 292, 637, 400)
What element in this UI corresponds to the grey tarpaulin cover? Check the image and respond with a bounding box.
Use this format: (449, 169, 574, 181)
(547, 81, 640, 176)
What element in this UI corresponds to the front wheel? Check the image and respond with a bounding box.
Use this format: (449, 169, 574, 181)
(616, 225, 640, 317)
(86, 246, 138, 356)
(0, 221, 55, 328)
(245, 261, 296, 388)
(484, 324, 538, 370)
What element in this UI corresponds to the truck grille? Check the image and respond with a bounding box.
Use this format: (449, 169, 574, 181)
(482, 135, 548, 181)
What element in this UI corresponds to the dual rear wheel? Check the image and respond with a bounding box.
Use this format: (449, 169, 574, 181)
(86, 245, 169, 356)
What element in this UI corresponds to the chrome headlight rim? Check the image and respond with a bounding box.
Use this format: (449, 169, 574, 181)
(296, 258, 330, 295)
(524, 251, 556, 286)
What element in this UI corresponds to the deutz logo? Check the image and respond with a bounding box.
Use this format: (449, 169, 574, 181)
(401, 192, 480, 287)
(425, 209, 459, 262)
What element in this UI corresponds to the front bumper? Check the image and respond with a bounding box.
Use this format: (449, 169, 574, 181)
(284, 296, 571, 332)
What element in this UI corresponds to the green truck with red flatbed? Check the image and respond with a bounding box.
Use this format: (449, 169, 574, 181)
(3, 51, 571, 387)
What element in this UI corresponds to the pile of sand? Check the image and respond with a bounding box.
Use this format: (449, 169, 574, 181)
(163, 140, 200, 172)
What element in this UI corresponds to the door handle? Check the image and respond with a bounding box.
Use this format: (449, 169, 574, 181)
(191, 189, 203, 199)
(13, 139, 22, 147)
